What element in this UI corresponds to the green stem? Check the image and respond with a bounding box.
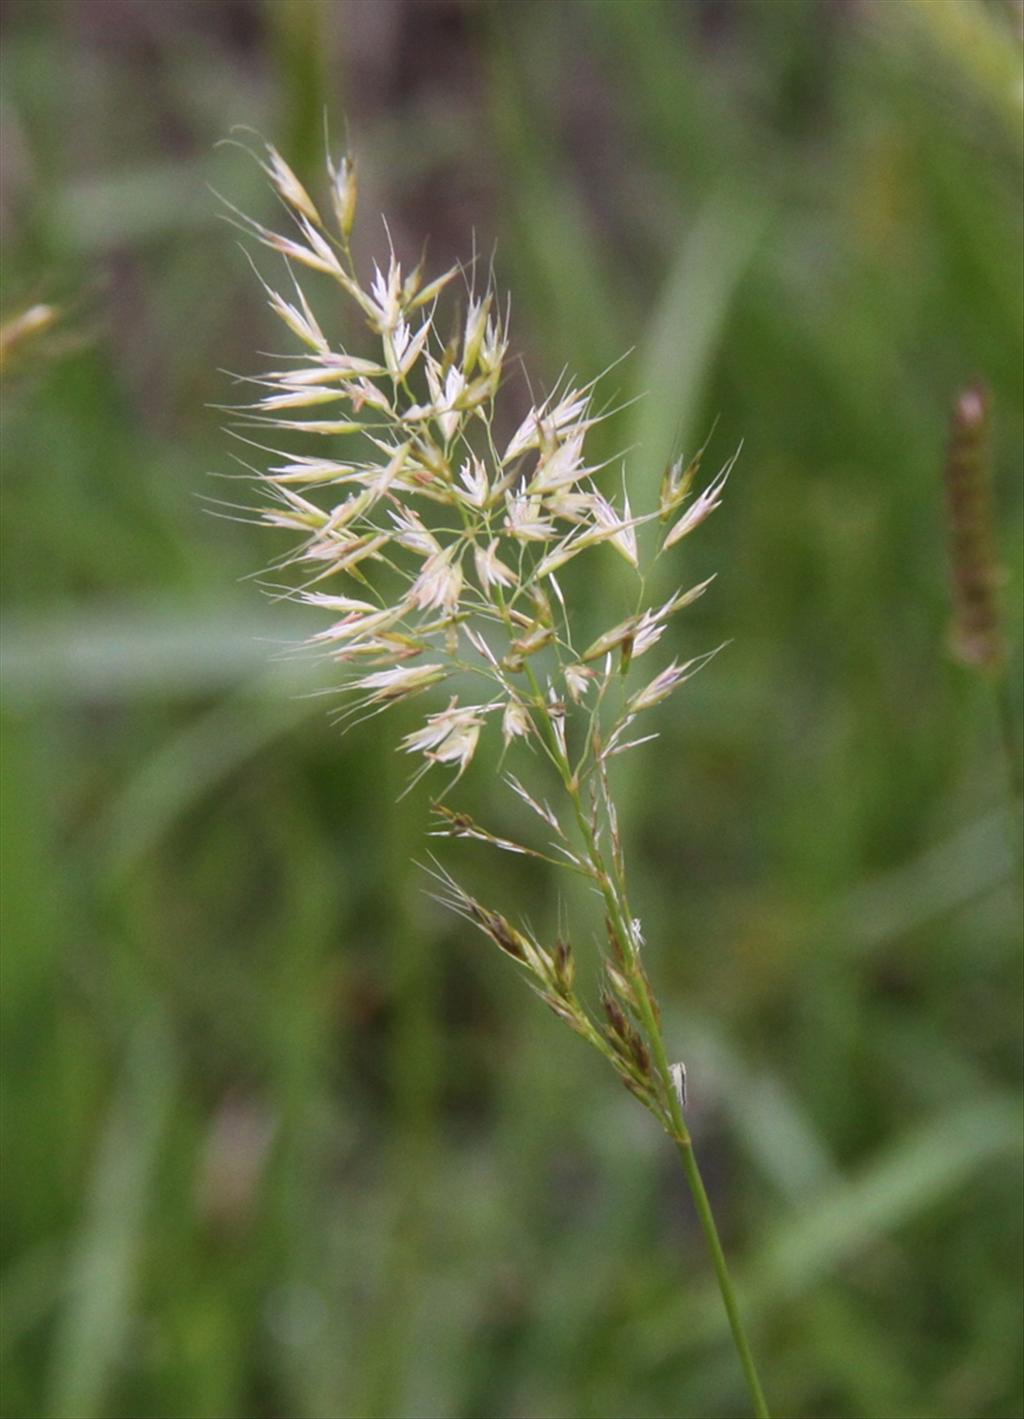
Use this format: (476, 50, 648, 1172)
(519, 660, 771, 1416)
(673, 1137, 771, 1419)
(622, 920, 771, 1417)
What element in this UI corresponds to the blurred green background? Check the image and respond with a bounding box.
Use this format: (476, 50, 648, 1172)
(2, 2, 1022, 1416)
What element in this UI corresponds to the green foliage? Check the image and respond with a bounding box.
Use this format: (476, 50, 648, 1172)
(2, 2, 1021, 1416)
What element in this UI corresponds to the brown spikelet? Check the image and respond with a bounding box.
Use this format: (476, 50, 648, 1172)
(600, 990, 653, 1079)
(601, 992, 629, 1040)
(605, 915, 628, 967)
(627, 1032, 652, 1076)
(945, 381, 1005, 671)
(553, 938, 575, 995)
(470, 903, 528, 963)
(539, 991, 580, 1027)
(617, 1070, 656, 1106)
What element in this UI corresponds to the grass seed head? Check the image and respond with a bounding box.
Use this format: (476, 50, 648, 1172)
(944, 380, 1005, 672)
(231, 139, 732, 1130)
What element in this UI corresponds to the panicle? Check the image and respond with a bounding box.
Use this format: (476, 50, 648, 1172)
(944, 381, 1005, 671)
(229, 134, 748, 1159)
(232, 138, 732, 825)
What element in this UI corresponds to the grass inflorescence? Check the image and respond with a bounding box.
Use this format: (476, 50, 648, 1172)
(228, 136, 769, 1416)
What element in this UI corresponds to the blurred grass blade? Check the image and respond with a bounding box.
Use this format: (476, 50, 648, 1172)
(830, 808, 1018, 954)
(484, 7, 625, 372)
(0, 1240, 67, 1359)
(92, 676, 322, 877)
(683, 1019, 839, 1202)
(750, 1093, 1023, 1300)
(637, 1093, 1023, 1363)
(874, 0, 1024, 142)
(47, 1013, 177, 1419)
(265, 0, 331, 175)
(630, 190, 764, 512)
(0, 607, 313, 702)
(51, 161, 220, 252)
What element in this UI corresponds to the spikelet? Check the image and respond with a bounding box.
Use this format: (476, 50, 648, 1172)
(944, 381, 1005, 672)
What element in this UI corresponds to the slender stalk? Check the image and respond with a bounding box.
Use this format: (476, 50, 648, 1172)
(674, 1138, 771, 1418)
(639, 956, 770, 1416)
(629, 938, 770, 1418)
(522, 661, 770, 1416)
